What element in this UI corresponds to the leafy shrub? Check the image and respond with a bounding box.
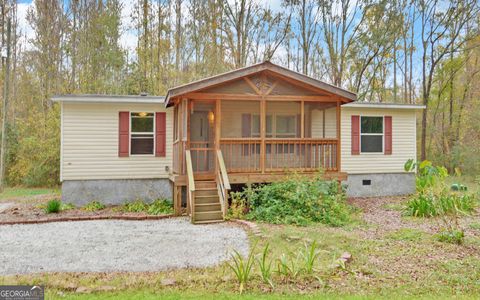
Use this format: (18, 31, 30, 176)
(60, 202, 75, 210)
(147, 199, 173, 215)
(237, 174, 351, 226)
(227, 192, 248, 220)
(82, 201, 106, 211)
(122, 199, 173, 215)
(45, 199, 61, 213)
(436, 229, 465, 245)
(123, 200, 147, 212)
(405, 159, 448, 192)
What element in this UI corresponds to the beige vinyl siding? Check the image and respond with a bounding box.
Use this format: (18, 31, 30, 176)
(341, 107, 417, 174)
(61, 102, 173, 181)
(311, 107, 337, 138)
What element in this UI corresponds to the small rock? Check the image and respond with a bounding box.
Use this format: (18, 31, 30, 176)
(160, 278, 176, 286)
(340, 252, 352, 263)
(75, 287, 91, 294)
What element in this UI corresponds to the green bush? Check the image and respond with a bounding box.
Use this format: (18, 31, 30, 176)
(45, 199, 61, 213)
(237, 174, 351, 226)
(83, 201, 106, 211)
(436, 229, 465, 245)
(121, 199, 172, 215)
(147, 199, 173, 215)
(123, 200, 147, 212)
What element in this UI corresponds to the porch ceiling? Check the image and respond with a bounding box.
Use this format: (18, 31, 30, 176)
(165, 61, 357, 106)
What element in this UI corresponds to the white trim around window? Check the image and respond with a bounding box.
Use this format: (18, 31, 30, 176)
(129, 112, 156, 156)
(359, 115, 384, 154)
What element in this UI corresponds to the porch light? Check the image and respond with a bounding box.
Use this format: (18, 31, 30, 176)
(138, 112, 148, 117)
(208, 111, 215, 123)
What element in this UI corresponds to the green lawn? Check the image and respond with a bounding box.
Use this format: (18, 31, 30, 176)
(0, 187, 59, 200)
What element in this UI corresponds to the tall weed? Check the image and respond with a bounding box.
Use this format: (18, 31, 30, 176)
(227, 247, 256, 294)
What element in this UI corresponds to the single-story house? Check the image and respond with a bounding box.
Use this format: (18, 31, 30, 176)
(53, 61, 425, 223)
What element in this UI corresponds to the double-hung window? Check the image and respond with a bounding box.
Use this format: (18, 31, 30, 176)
(131, 112, 154, 155)
(360, 116, 383, 153)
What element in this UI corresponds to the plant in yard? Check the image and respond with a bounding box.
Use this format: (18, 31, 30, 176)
(227, 247, 256, 294)
(239, 173, 352, 226)
(45, 199, 61, 213)
(300, 240, 321, 275)
(147, 199, 173, 215)
(256, 244, 273, 288)
(435, 229, 465, 245)
(82, 201, 106, 211)
(226, 192, 248, 220)
(123, 200, 147, 212)
(276, 252, 301, 280)
(60, 202, 75, 210)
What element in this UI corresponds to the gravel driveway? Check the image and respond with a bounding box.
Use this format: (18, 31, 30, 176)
(0, 218, 249, 275)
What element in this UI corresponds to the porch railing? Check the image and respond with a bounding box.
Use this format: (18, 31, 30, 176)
(219, 138, 338, 173)
(189, 141, 215, 173)
(185, 150, 195, 221)
(216, 150, 231, 218)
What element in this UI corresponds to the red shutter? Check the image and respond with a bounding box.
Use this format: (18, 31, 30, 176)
(384, 116, 392, 155)
(155, 112, 167, 157)
(118, 111, 129, 157)
(351, 115, 360, 155)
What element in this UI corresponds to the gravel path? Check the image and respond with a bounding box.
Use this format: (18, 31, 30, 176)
(0, 218, 249, 275)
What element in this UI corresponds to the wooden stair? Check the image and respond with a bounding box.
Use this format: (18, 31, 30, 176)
(193, 180, 223, 224)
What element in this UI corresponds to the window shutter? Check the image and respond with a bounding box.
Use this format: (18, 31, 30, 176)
(384, 116, 392, 155)
(118, 111, 130, 157)
(155, 112, 167, 157)
(241, 114, 251, 137)
(351, 115, 360, 155)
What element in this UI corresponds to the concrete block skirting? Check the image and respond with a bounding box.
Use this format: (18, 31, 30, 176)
(62, 179, 172, 206)
(346, 173, 415, 198)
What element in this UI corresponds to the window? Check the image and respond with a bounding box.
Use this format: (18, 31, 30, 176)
(251, 114, 295, 138)
(251, 114, 273, 137)
(131, 112, 154, 155)
(275, 115, 296, 138)
(360, 116, 383, 153)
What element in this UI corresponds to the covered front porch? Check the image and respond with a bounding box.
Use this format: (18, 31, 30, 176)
(165, 62, 356, 222)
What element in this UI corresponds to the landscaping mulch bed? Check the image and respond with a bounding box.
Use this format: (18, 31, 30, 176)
(0, 194, 175, 225)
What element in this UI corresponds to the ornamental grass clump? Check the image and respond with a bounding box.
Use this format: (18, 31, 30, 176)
(241, 173, 351, 226)
(45, 199, 61, 213)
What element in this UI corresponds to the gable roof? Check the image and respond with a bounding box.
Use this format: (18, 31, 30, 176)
(165, 61, 357, 106)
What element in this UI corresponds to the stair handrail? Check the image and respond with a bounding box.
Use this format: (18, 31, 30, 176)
(185, 150, 195, 221)
(216, 150, 231, 218)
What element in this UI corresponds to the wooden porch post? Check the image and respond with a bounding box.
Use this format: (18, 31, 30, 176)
(260, 97, 266, 173)
(336, 98, 342, 192)
(215, 99, 221, 172)
(300, 100, 305, 138)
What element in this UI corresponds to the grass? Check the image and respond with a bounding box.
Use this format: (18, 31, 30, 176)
(0, 187, 59, 200)
(45, 199, 62, 213)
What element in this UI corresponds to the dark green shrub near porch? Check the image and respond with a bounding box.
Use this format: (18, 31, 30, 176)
(235, 174, 352, 226)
